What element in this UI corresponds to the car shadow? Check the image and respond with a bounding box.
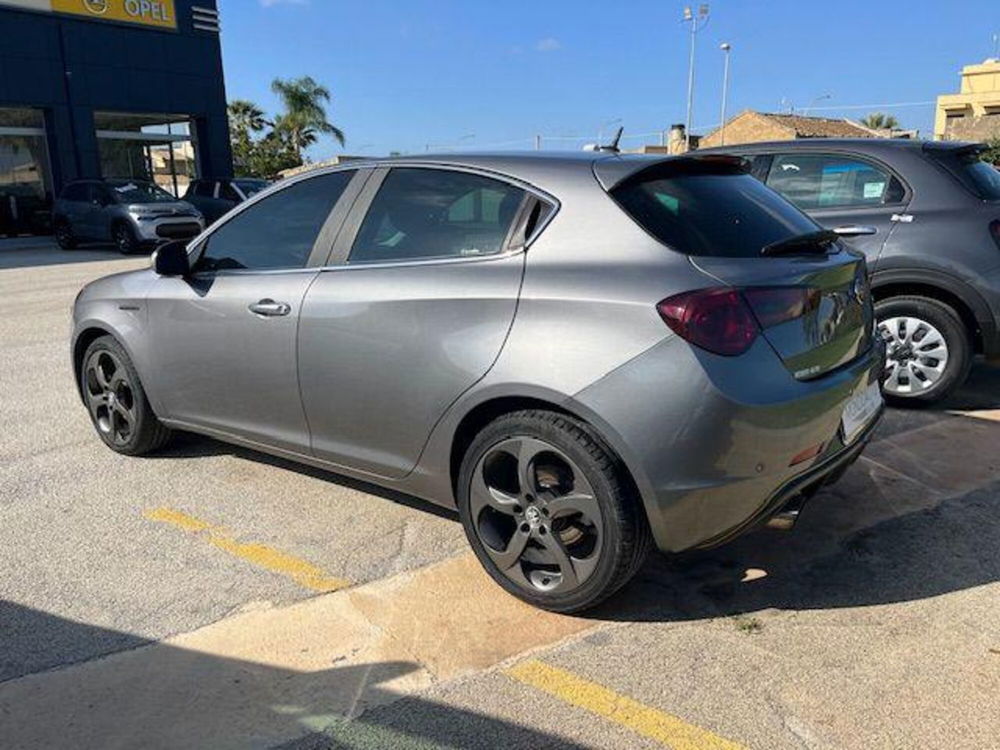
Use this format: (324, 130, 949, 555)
(0, 602, 588, 750)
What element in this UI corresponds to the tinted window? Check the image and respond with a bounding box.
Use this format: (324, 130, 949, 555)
(196, 171, 354, 271)
(766, 154, 899, 209)
(350, 168, 525, 263)
(219, 182, 241, 202)
(193, 181, 215, 198)
(930, 149, 1000, 201)
(234, 179, 268, 197)
(107, 181, 175, 204)
(612, 169, 819, 258)
(61, 183, 88, 201)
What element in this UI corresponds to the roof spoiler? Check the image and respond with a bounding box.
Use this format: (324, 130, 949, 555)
(594, 153, 750, 191)
(921, 140, 987, 157)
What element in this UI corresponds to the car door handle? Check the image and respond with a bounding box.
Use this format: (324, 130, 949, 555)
(832, 225, 878, 237)
(248, 299, 291, 317)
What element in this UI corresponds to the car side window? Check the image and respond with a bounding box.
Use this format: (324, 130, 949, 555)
(193, 181, 215, 198)
(194, 171, 354, 272)
(219, 182, 241, 202)
(62, 184, 86, 201)
(766, 154, 902, 210)
(349, 168, 526, 264)
(88, 184, 112, 206)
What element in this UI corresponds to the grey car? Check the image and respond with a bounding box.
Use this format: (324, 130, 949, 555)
(71, 153, 884, 612)
(700, 138, 1000, 403)
(54, 179, 205, 254)
(183, 177, 270, 224)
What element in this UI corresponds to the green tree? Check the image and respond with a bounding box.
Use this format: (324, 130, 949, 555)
(227, 99, 267, 136)
(860, 112, 900, 131)
(270, 76, 345, 162)
(982, 136, 1000, 166)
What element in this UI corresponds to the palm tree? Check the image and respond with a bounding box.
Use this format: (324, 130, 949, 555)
(227, 100, 267, 135)
(270, 76, 345, 162)
(860, 112, 900, 131)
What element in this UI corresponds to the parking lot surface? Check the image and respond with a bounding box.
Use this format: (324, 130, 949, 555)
(1, 244, 998, 749)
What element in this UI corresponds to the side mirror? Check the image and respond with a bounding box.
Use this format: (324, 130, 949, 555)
(153, 240, 191, 277)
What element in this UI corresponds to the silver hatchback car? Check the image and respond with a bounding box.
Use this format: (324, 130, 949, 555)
(71, 153, 884, 612)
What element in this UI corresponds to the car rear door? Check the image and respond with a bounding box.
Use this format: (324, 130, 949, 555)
(763, 151, 909, 266)
(144, 169, 365, 453)
(298, 165, 537, 479)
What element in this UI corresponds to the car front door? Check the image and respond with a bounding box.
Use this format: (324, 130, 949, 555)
(144, 169, 365, 453)
(298, 166, 538, 479)
(762, 151, 910, 265)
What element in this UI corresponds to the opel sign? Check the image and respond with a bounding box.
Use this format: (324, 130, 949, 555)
(0, 0, 177, 30)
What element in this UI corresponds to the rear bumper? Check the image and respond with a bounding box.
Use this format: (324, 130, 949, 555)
(572, 334, 884, 553)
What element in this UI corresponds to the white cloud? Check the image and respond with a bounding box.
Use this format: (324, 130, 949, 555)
(535, 37, 561, 52)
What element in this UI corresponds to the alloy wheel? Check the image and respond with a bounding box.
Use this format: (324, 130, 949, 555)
(878, 315, 949, 396)
(470, 437, 603, 595)
(115, 226, 132, 253)
(83, 349, 137, 447)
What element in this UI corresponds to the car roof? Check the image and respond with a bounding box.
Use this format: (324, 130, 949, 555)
(698, 138, 982, 155)
(297, 151, 706, 193)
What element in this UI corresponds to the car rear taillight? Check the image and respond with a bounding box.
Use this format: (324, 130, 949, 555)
(990, 220, 1000, 251)
(657, 286, 823, 356)
(657, 288, 759, 356)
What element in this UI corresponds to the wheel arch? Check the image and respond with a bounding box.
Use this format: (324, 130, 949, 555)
(72, 326, 116, 402)
(446, 394, 648, 526)
(871, 272, 987, 353)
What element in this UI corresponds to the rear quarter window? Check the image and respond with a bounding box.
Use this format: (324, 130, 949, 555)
(931, 149, 1000, 201)
(611, 168, 820, 258)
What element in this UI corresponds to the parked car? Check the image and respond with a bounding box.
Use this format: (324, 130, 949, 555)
(183, 177, 270, 224)
(71, 153, 883, 612)
(700, 138, 1000, 403)
(53, 179, 205, 254)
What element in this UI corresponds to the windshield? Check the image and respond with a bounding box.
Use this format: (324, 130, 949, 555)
(937, 150, 1000, 201)
(612, 170, 820, 257)
(108, 181, 177, 204)
(235, 180, 268, 197)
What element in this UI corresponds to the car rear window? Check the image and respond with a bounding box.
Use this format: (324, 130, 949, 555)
(611, 165, 820, 257)
(930, 148, 1000, 201)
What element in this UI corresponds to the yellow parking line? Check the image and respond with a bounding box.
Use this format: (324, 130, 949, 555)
(506, 659, 746, 750)
(145, 507, 348, 593)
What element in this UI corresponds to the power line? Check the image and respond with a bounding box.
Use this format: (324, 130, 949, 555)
(807, 100, 936, 112)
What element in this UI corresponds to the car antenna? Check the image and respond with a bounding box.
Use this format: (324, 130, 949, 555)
(582, 126, 625, 153)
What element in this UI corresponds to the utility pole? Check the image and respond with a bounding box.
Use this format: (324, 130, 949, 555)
(719, 42, 731, 146)
(682, 4, 709, 151)
(534, 134, 541, 150)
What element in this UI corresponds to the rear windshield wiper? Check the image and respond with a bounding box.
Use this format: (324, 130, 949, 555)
(761, 229, 839, 257)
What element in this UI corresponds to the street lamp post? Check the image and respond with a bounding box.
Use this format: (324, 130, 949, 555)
(682, 4, 710, 151)
(719, 42, 731, 146)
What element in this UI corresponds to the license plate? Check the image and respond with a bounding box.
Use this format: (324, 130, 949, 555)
(841, 381, 883, 444)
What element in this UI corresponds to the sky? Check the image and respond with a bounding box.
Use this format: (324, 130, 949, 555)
(218, 0, 1000, 160)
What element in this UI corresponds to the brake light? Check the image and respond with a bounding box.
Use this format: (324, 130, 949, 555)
(743, 287, 821, 329)
(990, 220, 1000, 251)
(657, 288, 759, 356)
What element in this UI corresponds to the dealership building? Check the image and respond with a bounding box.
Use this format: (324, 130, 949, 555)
(0, 0, 232, 234)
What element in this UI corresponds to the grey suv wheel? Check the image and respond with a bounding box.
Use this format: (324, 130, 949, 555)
(113, 222, 139, 254)
(458, 410, 651, 613)
(876, 295, 972, 404)
(55, 220, 77, 250)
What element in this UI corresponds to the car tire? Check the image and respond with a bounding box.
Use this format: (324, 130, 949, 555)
(457, 409, 652, 613)
(113, 222, 139, 255)
(80, 335, 172, 455)
(55, 220, 77, 250)
(876, 295, 972, 405)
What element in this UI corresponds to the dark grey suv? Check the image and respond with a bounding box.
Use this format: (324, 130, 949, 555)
(702, 139, 1000, 403)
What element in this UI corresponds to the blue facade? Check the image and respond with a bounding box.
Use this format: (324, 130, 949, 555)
(0, 0, 232, 194)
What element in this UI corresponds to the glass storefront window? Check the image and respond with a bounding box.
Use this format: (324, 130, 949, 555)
(95, 112, 197, 197)
(0, 107, 52, 237)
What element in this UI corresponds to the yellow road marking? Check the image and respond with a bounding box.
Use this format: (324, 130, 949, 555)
(506, 659, 746, 750)
(145, 507, 348, 593)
